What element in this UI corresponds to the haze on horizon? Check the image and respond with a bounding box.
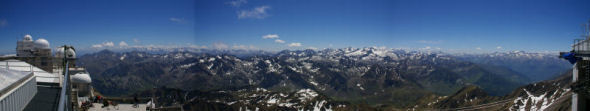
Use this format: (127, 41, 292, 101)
(0, 0, 589, 54)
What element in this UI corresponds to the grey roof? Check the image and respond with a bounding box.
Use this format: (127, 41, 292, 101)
(0, 59, 61, 83)
(0, 69, 31, 92)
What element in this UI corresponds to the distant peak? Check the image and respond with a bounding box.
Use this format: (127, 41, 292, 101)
(511, 50, 525, 53)
(97, 49, 114, 54)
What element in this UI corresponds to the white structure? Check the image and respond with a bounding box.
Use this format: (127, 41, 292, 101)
(572, 40, 590, 111)
(574, 39, 590, 54)
(54, 46, 77, 67)
(569, 23, 590, 111)
(16, 35, 35, 57)
(16, 34, 52, 57)
(573, 62, 580, 111)
(71, 72, 92, 97)
(65, 47, 76, 59)
(34, 39, 50, 49)
(0, 69, 37, 111)
(54, 47, 65, 58)
(0, 59, 62, 84)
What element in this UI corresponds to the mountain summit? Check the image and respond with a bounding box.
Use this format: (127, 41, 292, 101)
(76, 48, 565, 109)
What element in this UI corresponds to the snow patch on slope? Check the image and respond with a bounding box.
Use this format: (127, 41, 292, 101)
(510, 88, 570, 111)
(297, 89, 318, 102)
(120, 54, 126, 60)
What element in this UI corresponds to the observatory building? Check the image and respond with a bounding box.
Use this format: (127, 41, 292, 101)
(0, 34, 94, 111)
(13, 34, 55, 72)
(16, 34, 52, 57)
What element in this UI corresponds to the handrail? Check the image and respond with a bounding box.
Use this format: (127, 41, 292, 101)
(573, 39, 590, 53)
(57, 61, 69, 111)
(0, 71, 36, 111)
(0, 72, 34, 99)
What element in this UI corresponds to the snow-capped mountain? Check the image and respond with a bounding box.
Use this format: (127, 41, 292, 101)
(454, 51, 570, 82)
(412, 70, 573, 111)
(79, 46, 274, 57)
(131, 86, 354, 110)
(182, 87, 352, 110)
(77, 47, 554, 109)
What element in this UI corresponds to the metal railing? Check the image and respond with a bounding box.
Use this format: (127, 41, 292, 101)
(0, 72, 37, 111)
(1, 61, 34, 72)
(57, 61, 70, 111)
(0, 60, 62, 85)
(574, 39, 588, 52)
(574, 39, 590, 54)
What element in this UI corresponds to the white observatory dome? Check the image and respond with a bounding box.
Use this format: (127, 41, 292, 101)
(23, 34, 33, 41)
(55, 47, 65, 58)
(34, 38, 50, 49)
(71, 73, 92, 84)
(65, 48, 76, 58)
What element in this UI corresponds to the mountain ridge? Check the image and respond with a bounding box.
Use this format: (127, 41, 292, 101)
(78, 47, 547, 108)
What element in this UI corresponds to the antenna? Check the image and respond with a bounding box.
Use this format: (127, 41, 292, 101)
(582, 22, 590, 39)
(562, 20, 590, 111)
(584, 22, 587, 38)
(587, 20, 590, 38)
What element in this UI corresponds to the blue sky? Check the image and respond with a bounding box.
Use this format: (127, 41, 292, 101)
(0, 0, 589, 54)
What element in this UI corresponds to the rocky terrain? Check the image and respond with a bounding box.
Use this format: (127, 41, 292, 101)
(413, 70, 573, 111)
(77, 47, 570, 109)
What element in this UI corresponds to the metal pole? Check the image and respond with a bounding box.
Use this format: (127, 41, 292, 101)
(58, 46, 70, 111)
(57, 61, 69, 111)
(573, 62, 578, 111)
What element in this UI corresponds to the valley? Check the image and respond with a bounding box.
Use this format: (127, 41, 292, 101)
(77, 47, 571, 110)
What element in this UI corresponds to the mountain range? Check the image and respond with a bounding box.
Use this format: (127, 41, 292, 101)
(456, 51, 570, 82)
(413, 70, 572, 111)
(77, 47, 571, 110)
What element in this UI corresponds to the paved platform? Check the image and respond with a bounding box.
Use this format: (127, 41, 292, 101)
(87, 103, 147, 111)
(24, 86, 61, 111)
